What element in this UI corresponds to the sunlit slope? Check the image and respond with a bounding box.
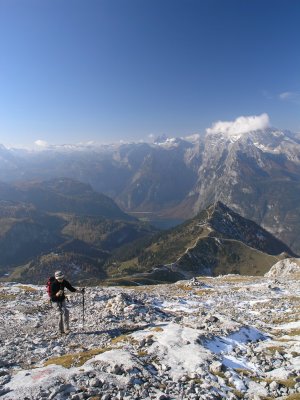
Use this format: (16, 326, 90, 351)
(106, 202, 294, 284)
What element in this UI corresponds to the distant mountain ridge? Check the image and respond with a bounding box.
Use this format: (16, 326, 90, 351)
(0, 178, 133, 220)
(0, 197, 293, 285)
(0, 178, 156, 283)
(1, 127, 300, 253)
(103, 201, 295, 285)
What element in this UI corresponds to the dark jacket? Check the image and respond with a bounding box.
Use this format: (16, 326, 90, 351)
(50, 279, 77, 302)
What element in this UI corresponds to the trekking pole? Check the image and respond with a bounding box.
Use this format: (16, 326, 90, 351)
(58, 301, 63, 333)
(81, 288, 85, 330)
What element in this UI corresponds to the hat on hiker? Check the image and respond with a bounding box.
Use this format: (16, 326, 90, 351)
(55, 270, 64, 280)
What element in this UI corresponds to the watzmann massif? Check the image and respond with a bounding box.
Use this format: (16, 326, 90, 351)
(0, 126, 299, 283)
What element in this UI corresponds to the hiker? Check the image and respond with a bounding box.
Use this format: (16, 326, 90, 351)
(50, 270, 84, 334)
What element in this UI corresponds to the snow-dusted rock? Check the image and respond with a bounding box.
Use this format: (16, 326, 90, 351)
(1, 276, 300, 399)
(265, 257, 300, 277)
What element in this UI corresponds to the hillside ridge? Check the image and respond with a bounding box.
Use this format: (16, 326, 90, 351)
(102, 201, 295, 285)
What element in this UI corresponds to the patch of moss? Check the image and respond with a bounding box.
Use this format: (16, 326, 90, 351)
(287, 328, 300, 336)
(17, 285, 38, 292)
(259, 397, 275, 400)
(194, 289, 215, 296)
(265, 345, 286, 354)
(175, 284, 193, 291)
(286, 296, 300, 302)
(276, 328, 300, 337)
(285, 395, 300, 400)
(275, 337, 293, 342)
(137, 350, 148, 357)
(234, 368, 253, 377)
(252, 377, 296, 389)
(188, 377, 202, 384)
(110, 334, 138, 346)
(221, 276, 260, 283)
(44, 347, 112, 368)
(151, 327, 164, 332)
(0, 292, 17, 300)
(213, 371, 226, 379)
(278, 378, 297, 389)
(231, 389, 244, 399)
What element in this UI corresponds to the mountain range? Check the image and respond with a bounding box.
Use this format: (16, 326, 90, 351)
(0, 177, 294, 285)
(0, 178, 157, 283)
(104, 201, 295, 285)
(0, 127, 300, 255)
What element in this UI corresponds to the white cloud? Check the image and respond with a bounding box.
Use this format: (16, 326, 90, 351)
(279, 91, 293, 100)
(279, 91, 299, 101)
(206, 113, 270, 136)
(184, 133, 200, 141)
(34, 140, 49, 147)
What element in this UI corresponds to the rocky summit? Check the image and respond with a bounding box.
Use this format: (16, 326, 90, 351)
(1, 274, 300, 400)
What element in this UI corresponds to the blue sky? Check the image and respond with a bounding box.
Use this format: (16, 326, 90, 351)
(0, 0, 299, 148)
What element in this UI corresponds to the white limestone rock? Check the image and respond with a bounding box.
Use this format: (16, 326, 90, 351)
(265, 258, 300, 277)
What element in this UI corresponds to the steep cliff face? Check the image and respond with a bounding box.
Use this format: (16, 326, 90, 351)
(115, 140, 199, 211)
(183, 129, 300, 254)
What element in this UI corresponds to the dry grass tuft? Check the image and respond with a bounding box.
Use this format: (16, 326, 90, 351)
(231, 389, 244, 399)
(44, 347, 112, 368)
(220, 276, 260, 283)
(286, 296, 300, 302)
(272, 316, 300, 324)
(0, 292, 16, 300)
(137, 350, 148, 357)
(234, 368, 253, 377)
(17, 285, 38, 292)
(110, 334, 138, 346)
(286, 328, 300, 337)
(151, 327, 164, 332)
(265, 345, 286, 354)
(252, 377, 296, 389)
(194, 289, 215, 296)
(285, 395, 300, 400)
(175, 284, 193, 291)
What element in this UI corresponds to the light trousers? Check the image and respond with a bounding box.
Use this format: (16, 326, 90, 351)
(56, 301, 70, 333)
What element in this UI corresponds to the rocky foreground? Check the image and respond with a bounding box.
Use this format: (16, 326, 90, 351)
(0, 275, 300, 400)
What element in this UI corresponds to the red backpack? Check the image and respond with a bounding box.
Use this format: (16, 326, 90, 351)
(46, 276, 55, 298)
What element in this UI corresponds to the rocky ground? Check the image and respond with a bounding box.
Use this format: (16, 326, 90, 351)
(0, 275, 300, 400)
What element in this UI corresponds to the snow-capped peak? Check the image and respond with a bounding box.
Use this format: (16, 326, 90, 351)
(206, 113, 270, 143)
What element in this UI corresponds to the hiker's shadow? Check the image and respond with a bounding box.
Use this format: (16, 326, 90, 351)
(71, 328, 122, 338)
(72, 323, 154, 338)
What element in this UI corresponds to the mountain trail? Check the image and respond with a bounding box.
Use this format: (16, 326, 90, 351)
(1, 276, 300, 399)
